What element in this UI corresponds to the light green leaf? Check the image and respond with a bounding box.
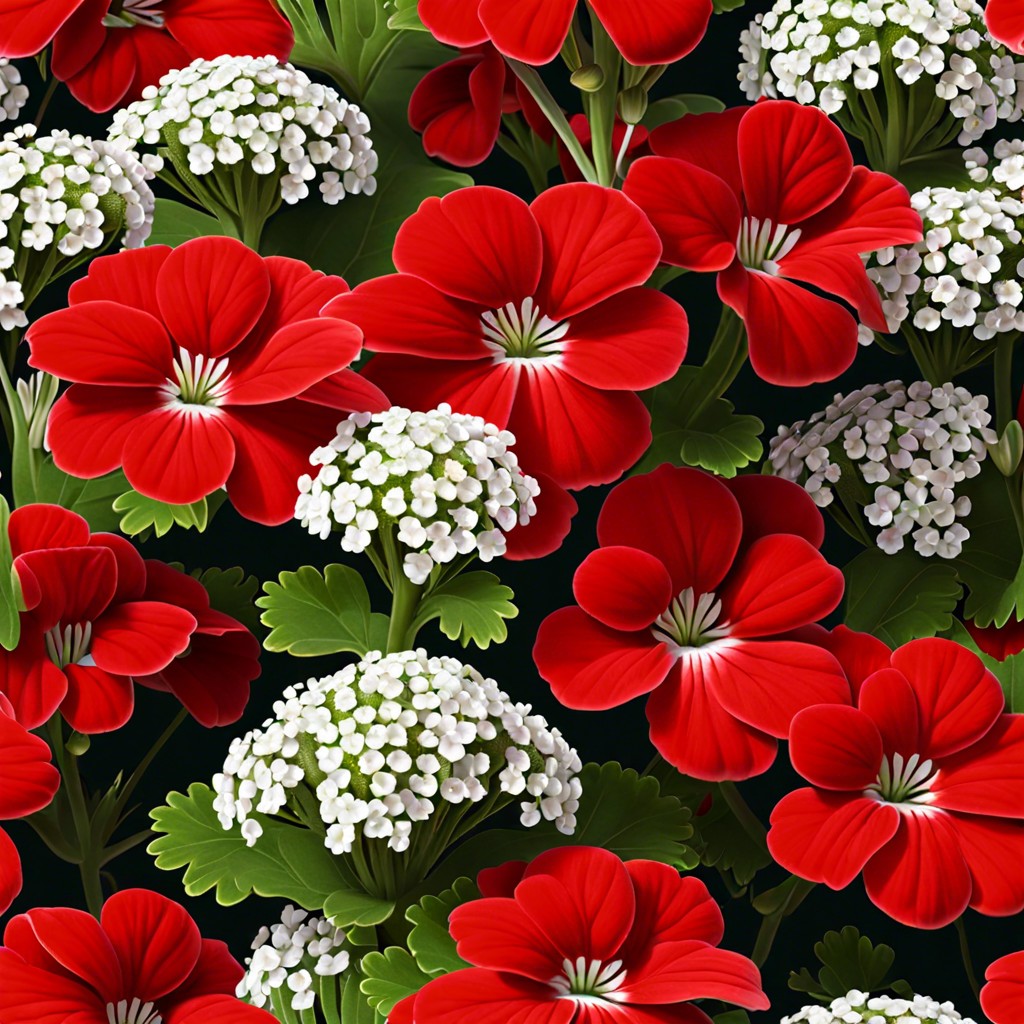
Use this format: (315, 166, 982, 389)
(843, 547, 961, 646)
(788, 926, 912, 1002)
(414, 571, 517, 650)
(406, 878, 477, 976)
(643, 94, 726, 131)
(148, 783, 353, 907)
(0, 496, 20, 651)
(323, 888, 395, 928)
(33, 462, 127, 533)
(713, 0, 746, 12)
(147, 198, 225, 246)
(189, 566, 263, 635)
(947, 619, 1024, 712)
(341, 961, 383, 1023)
(360, 947, 434, 1016)
(113, 490, 211, 538)
(257, 564, 390, 656)
(387, 0, 427, 30)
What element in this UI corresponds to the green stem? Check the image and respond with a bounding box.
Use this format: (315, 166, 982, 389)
(683, 306, 748, 427)
(994, 332, 1016, 433)
(59, 737, 104, 917)
(954, 917, 981, 1003)
(716, 781, 768, 852)
(386, 572, 421, 653)
(33, 76, 60, 130)
(586, 11, 622, 187)
(751, 877, 816, 967)
(647, 265, 687, 291)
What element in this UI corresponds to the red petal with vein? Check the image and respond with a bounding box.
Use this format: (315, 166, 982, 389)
(167, 940, 244, 1006)
(16, 546, 116, 628)
(649, 108, 746, 197)
(0, 711, 58, 817)
(890, 637, 1004, 758)
(857, 668, 922, 755)
(418, 0, 488, 48)
(647, 659, 778, 781)
(324, 275, 489, 359)
(789, 705, 883, 790)
(0, 828, 20, 915)
(121, 408, 236, 506)
(162, 0, 293, 60)
(573, 546, 672, 632)
(298, 369, 390, 414)
(737, 101, 852, 224)
(90, 601, 195, 676)
(478, 0, 575, 65)
(0, 948, 104, 1024)
(589, 0, 712, 65)
(559, 288, 688, 391)
(718, 261, 859, 386)
(623, 156, 740, 271)
(157, 238, 270, 358)
(0, 0, 84, 56)
(966, 616, 1024, 661)
(623, 865, 724, 956)
(28, 301, 170, 384)
(534, 606, 672, 710)
(807, 624, 891, 698)
(720, 535, 844, 637)
(531, 184, 663, 318)
(767, 790, 899, 889)
(950, 814, 1024, 917)
(26, 906, 123, 998)
(68, 246, 170, 315)
(0, 634, 67, 729)
(394, 187, 543, 306)
(101, 889, 201, 1000)
(781, 249, 888, 331)
(168, 995, 281, 1024)
(64, 29, 137, 111)
(449, 898, 563, 980)
(8, 503, 90, 558)
(502, 474, 576, 561)
(583, 1007, 713, 1024)
(121, 25, 190, 107)
(414, 969, 575, 1024)
(477, 861, 528, 898)
(515, 847, 635, 962)
(987, 0, 1024, 52)
(598, 466, 742, 592)
(725, 474, 825, 551)
(95, 532, 147, 604)
(61, 664, 134, 734)
(931, 716, 1024, 818)
(983, 951, 1024, 1024)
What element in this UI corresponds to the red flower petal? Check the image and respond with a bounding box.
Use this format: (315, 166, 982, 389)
(857, 667, 923, 757)
(8, 504, 90, 558)
(502, 473, 577, 561)
(649, 108, 746, 198)
(597, 466, 742, 595)
(418, 0, 488, 49)
(0, 710, 59, 818)
(95, 532, 147, 604)
(162, 0, 293, 61)
(623, 865, 724, 956)
(90, 601, 196, 676)
(987, 0, 1024, 52)
(0, 633, 67, 730)
(535, 606, 672, 711)
(167, 939, 244, 1007)
(69, 246, 170, 315)
(413, 969, 574, 1024)
(966, 616, 1024, 661)
(16, 546, 116, 628)
(121, 25, 190, 107)
(572, 546, 672, 632)
(0, 947, 103, 1024)
(789, 705, 883, 791)
(931, 716, 1024, 818)
(767, 789, 899, 889)
(478, 0, 575, 65)
(781, 249, 888, 332)
(589, 0, 712, 66)
(0, 0, 85, 57)
(298, 369, 390, 414)
(0, 828, 21, 916)
(63, 29, 137, 111)
(168, 995, 281, 1024)
(983, 951, 1024, 1024)
(477, 861, 528, 899)
(26, 906, 123, 999)
(449, 898, 563, 981)
(950, 814, 1024, 918)
(61, 664, 134, 734)
(805, 624, 891, 699)
(724, 474, 825, 551)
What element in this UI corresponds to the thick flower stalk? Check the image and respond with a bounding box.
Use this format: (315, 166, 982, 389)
(782, 991, 976, 1023)
(0, 59, 27, 123)
(769, 381, 996, 558)
(738, 0, 1024, 174)
(109, 55, 377, 247)
(212, 650, 582, 896)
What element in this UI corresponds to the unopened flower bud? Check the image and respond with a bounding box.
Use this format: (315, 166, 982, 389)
(570, 64, 606, 92)
(618, 86, 648, 125)
(16, 372, 59, 450)
(989, 420, 1024, 476)
(66, 732, 91, 756)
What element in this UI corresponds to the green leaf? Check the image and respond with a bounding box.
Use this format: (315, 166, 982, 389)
(414, 571, 517, 649)
(713, 1013, 751, 1024)
(257, 564, 390, 656)
(33, 462, 127, 533)
(387, 0, 427, 30)
(947, 619, 1024, 711)
(113, 490, 212, 538)
(843, 547, 961, 646)
(788, 926, 911, 1002)
(324, 889, 395, 928)
(643, 94, 726, 131)
(147, 198, 225, 246)
(341, 960, 383, 1024)
(713, 0, 746, 11)
(188, 566, 263, 635)
(406, 878, 477, 976)
(0, 496, 20, 651)
(148, 783, 353, 907)
(360, 947, 435, 1016)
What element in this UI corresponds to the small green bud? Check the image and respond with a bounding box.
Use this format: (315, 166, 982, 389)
(618, 86, 648, 125)
(66, 733, 91, 756)
(570, 63, 605, 92)
(989, 420, 1024, 476)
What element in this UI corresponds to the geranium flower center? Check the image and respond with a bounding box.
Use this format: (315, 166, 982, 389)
(866, 752, 937, 808)
(737, 217, 802, 275)
(44, 621, 93, 670)
(103, 0, 166, 29)
(550, 956, 627, 1002)
(652, 588, 731, 651)
(105, 998, 163, 1024)
(481, 297, 569, 360)
(163, 348, 231, 411)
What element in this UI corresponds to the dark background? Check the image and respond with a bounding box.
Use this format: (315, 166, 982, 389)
(5, 3, 1019, 1020)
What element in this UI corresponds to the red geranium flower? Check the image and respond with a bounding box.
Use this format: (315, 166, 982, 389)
(533, 466, 850, 780)
(983, 951, 1024, 1024)
(418, 0, 713, 68)
(390, 846, 769, 1024)
(0, 887, 276, 1023)
(623, 101, 922, 385)
(0, 504, 197, 734)
(768, 637, 1024, 929)
(324, 184, 689, 489)
(987, 0, 1024, 54)
(27, 237, 388, 526)
(0, 0, 293, 112)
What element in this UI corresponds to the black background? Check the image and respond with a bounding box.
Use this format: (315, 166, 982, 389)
(5, 3, 1020, 1020)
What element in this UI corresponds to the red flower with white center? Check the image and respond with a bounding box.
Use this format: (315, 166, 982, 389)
(987, 0, 1024, 54)
(418, 0, 713, 68)
(134, 561, 261, 728)
(389, 846, 769, 1024)
(0, 504, 197, 734)
(0, 888, 277, 1023)
(623, 101, 922, 386)
(983, 951, 1024, 1024)
(768, 637, 1024, 929)
(27, 237, 388, 527)
(0, 0, 293, 112)
(533, 466, 850, 780)
(324, 184, 689, 490)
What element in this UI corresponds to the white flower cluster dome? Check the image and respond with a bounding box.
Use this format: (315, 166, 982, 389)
(212, 650, 582, 859)
(237, 905, 350, 1013)
(296, 404, 541, 585)
(781, 990, 976, 1023)
(109, 54, 377, 205)
(0, 125, 155, 330)
(0, 60, 27, 123)
(769, 381, 996, 558)
(738, 0, 1024, 146)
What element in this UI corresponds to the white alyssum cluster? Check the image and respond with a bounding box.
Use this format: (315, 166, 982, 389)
(0, 60, 27, 122)
(769, 381, 996, 558)
(109, 55, 377, 205)
(782, 990, 975, 1023)
(212, 650, 582, 856)
(738, 0, 1024, 145)
(0, 125, 155, 330)
(296, 404, 541, 585)
(237, 905, 350, 1013)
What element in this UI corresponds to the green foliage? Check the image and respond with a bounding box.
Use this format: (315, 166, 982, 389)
(341, 960, 384, 1023)
(146, 198, 225, 246)
(714, 1013, 752, 1024)
(188, 566, 263, 635)
(149, 783, 354, 907)
(843, 547, 961, 646)
(414, 571, 518, 649)
(323, 889, 395, 928)
(360, 947, 435, 1016)
(788, 926, 912, 1002)
(257, 564, 390, 656)
(113, 489, 221, 538)
(947, 619, 1024, 711)
(0, 496, 20, 651)
(713, 0, 747, 11)
(387, 0, 426, 30)
(407, 878, 478, 975)
(33, 462, 127, 533)
(644, 94, 727, 130)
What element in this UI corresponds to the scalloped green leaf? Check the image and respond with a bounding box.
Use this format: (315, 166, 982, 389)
(113, 489, 212, 538)
(360, 947, 434, 1016)
(188, 566, 263, 635)
(0, 496, 20, 651)
(414, 571, 518, 650)
(323, 888, 395, 928)
(788, 926, 912, 1002)
(406, 877, 478, 976)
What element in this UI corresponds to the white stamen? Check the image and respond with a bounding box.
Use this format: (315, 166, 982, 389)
(104, 0, 165, 29)
(737, 216, 802, 274)
(106, 998, 162, 1024)
(550, 957, 627, 1002)
(866, 752, 937, 808)
(161, 347, 231, 411)
(481, 297, 570, 361)
(44, 621, 93, 669)
(652, 587, 731, 650)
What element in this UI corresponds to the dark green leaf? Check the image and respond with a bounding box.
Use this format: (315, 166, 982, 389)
(257, 564, 390, 656)
(113, 490, 212, 538)
(788, 926, 909, 1002)
(406, 878, 478, 975)
(189, 566, 263, 635)
(947, 619, 1024, 711)
(713, 0, 746, 11)
(323, 888, 395, 928)
(643, 94, 727, 131)
(147, 198, 225, 246)
(0, 496, 20, 651)
(360, 947, 435, 1016)
(713, 1013, 751, 1024)
(33, 461, 127, 533)
(414, 571, 517, 649)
